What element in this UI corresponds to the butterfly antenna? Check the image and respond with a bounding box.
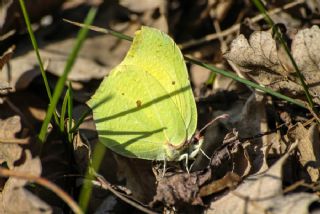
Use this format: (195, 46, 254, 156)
(198, 114, 229, 136)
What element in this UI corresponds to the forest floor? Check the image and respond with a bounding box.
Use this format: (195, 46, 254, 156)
(1, 0, 320, 213)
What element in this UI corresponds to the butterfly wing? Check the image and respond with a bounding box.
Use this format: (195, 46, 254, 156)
(89, 64, 187, 160)
(88, 26, 197, 160)
(124, 27, 197, 143)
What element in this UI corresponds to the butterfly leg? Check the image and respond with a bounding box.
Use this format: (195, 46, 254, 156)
(178, 153, 190, 174)
(162, 157, 167, 177)
(200, 148, 210, 160)
(185, 154, 190, 174)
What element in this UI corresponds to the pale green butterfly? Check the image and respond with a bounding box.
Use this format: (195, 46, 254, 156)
(88, 26, 198, 161)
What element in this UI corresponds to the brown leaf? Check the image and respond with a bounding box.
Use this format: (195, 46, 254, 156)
(208, 92, 268, 174)
(287, 123, 320, 182)
(292, 26, 320, 99)
(206, 129, 251, 178)
(199, 172, 240, 197)
(0, 151, 51, 213)
(0, 115, 23, 168)
(223, 30, 304, 102)
(0, 45, 14, 71)
(206, 143, 318, 214)
(114, 155, 156, 204)
(235, 93, 269, 173)
(306, 0, 320, 15)
(225, 26, 320, 105)
(151, 169, 211, 207)
(224, 31, 287, 77)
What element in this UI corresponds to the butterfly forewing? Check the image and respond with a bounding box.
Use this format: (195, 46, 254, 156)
(124, 27, 197, 142)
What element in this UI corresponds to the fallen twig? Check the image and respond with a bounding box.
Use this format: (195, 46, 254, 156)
(95, 174, 159, 214)
(0, 167, 83, 214)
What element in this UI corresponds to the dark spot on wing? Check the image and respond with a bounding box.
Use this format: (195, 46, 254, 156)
(172, 81, 175, 85)
(121, 92, 125, 95)
(136, 100, 142, 107)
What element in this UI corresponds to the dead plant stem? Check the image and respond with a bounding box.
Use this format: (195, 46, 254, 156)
(95, 175, 158, 214)
(0, 167, 83, 214)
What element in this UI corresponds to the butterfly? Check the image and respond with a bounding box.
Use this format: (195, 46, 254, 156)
(88, 27, 198, 161)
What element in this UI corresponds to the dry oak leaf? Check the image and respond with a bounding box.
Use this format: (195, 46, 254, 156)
(225, 26, 320, 105)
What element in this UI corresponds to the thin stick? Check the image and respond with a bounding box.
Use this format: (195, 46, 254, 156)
(95, 175, 158, 214)
(0, 87, 12, 91)
(0, 138, 29, 144)
(0, 167, 83, 214)
(179, 0, 304, 49)
(63, 19, 133, 42)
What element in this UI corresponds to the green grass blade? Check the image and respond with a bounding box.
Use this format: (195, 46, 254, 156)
(70, 108, 91, 133)
(18, 0, 59, 125)
(38, 7, 98, 142)
(79, 142, 106, 212)
(63, 19, 133, 42)
(60, 89, 69, 132)
(67, 82, 74, 142)
(185, 56, 306, 108)
(251, 0, 315, 110)
(70, 95, 113, 133)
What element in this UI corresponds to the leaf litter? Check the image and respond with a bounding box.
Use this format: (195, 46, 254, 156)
(1, 1, 320, 213)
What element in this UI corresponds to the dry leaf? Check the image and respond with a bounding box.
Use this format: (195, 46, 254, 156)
(224, 32, 295, 92)
(0, 151, 51, 213)
(306, 0, 320, 15)
(235, 92, 269, 173)
(0, 115, 23, 168)
(199, 172, 240, 197)
(224, 27, 320, 104)
(151, 169, 211, 207)
(210, 92, 268, 173)
(206, 143, 318, 214)
(291, 26, 320, 100)
(287, 123, 320, 182)
(114, 155, 156, 204)
(224, 30, 287, 76)
(0, 0, 14, 36)
(0, 45, 14, 71)
(0, 113, 45, 213)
